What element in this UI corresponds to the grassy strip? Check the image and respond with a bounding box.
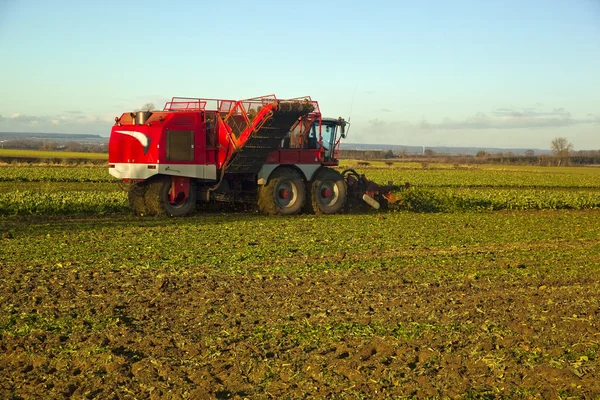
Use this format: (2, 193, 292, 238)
(351, 166, 600, 188)
(0, 165, 114, 182)
(396, 188, 600, 212)
(0, 181, 122, 193)
(3, 211, 600, 275)
(0, 190, 127, 216)
(0, 149, 107, 160)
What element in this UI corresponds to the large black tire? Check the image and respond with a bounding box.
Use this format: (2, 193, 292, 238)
(310, 168, 347, 214)
(258, 168, 306, 215)
(144, 176, 197, 217)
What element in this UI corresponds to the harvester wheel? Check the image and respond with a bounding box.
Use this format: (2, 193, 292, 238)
(145, 176, 197, 217)
(310, 168, 347, 214)
(258, 168, 305, 215)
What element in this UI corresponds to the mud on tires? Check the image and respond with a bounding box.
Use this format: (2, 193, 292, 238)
(144, 177, 197, 217)
(258, 168, 306, 215)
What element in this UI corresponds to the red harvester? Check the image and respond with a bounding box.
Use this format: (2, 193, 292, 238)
(109, 94, 393, 216)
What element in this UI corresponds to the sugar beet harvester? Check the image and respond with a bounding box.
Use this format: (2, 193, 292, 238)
(109, 95, 392, 216)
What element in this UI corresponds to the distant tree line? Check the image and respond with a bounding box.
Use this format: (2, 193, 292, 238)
(480, 137, 599, 166)
(423, 149, 600, 166)
(482, 152, 600, 166)
(365, 138, 600, 166)
(0, 139, 108, 153)
(338, 149, 388, 160)
(341, 147, 600, 166)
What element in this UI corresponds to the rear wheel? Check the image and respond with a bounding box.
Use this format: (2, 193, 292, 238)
(145, 176, 197, 217)
(258, 168, 305, 215)
(310, 168, 347, 214)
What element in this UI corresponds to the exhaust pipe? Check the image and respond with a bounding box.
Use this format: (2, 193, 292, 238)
(135, 111, 152, 125)
(362, 194, 380, 209)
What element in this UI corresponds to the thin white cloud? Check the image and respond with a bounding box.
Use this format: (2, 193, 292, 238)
(352, 106, 600, 149)
(424, 107, 596, 130)
(374, 107, 598, 132)
(9, 114, 46, 124)
(5, 113, 110, 124)
(0, 112, 115, 134)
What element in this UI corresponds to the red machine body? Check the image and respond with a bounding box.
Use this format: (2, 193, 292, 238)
(109, 95, 339, 181)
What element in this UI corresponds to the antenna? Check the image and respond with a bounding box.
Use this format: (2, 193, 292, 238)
(348, 83, 358, 122)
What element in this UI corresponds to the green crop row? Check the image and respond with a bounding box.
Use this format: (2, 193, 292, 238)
(351, 166, 600, 188)
(0, 181, 123, 193)
(0, 166, 115, 183)
(0, 149, 107, 160)
(2, 208, 600, 276)
(0, 190, 127, 216)
(396, 188, 600, 212)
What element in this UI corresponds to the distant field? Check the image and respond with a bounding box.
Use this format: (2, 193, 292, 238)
(0, 149, 107, 161)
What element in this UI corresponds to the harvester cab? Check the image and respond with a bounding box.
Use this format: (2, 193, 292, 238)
(320, 117, 348, 163)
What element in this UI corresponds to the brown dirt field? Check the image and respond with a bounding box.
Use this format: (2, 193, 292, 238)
(1, 265, 599, 399)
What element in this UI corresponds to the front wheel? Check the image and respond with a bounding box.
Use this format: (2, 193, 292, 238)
(310, 168, 347, 214)
(258, 168, 306, 215)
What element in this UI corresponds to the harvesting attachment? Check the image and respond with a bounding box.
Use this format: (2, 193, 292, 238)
(343, 169, 398, 211)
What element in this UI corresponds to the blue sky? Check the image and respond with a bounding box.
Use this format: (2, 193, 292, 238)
(0, 0, 598, 149)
